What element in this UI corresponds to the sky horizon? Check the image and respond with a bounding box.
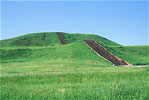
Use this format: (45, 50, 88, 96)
(1, 1, 148, 46)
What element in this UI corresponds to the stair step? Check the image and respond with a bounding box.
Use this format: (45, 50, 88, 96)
(57, 32, 67, 45)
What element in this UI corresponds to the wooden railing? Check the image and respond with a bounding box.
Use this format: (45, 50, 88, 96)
(84, 40, 131, 65)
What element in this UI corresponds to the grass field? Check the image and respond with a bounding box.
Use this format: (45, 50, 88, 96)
(0, 32, 149, 100)
(1, 63, 149, 100)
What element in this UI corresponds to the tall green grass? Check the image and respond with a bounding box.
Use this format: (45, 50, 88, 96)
(1, 67, 149, 100)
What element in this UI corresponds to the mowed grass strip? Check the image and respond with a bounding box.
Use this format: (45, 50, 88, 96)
(0, 58, 111, 74)
(1, 68, 149, 100)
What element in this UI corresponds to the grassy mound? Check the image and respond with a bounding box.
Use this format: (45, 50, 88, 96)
(0, 32, 120, 47)
(0, 32, 148, 65)
(1, 41, 149, 65)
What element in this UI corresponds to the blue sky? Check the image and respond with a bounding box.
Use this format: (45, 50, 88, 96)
(1, 1, 148, 45)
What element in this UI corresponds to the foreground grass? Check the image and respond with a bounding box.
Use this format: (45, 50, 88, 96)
(1, 66, 149, 100)
(1, 58, 149, 100)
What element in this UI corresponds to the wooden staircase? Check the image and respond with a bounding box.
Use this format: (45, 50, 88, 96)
(84, 40, 131, 66)
(57, 32, 67, 45)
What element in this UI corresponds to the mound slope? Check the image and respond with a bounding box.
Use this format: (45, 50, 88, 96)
(0, 41, 110, 65)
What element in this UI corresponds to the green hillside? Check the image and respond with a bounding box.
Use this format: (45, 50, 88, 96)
(0, 41, 110, 65)
(0, 32, 121, 47)
(0, 40, 149, 65)
(0, 32, 149, 65)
